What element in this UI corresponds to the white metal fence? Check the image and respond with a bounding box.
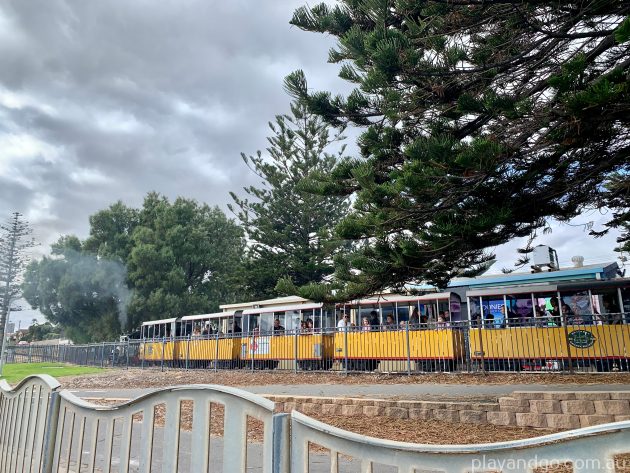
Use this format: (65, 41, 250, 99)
(1, 375, 630, 472)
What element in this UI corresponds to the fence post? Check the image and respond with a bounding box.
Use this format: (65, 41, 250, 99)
(101, 342, 105, 368)
(141, 340, 145, 370)
(477, 321, 486, 374)
(344, 325, 349, 375)
(214, 332, 220, 372)
(41, 391, 61, 473)
(28, 344, 32, 363)
(161, 338, 165, 372)
(405, 321, 411, 376)
(294, 329, 299, 374)
(126, 339, 130, 369)
(272, 413, 290, 473)
(563, 312, 574, 374)
(185, 335, 191, 371)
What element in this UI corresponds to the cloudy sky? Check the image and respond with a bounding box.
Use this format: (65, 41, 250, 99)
(0, 1, 626, 326)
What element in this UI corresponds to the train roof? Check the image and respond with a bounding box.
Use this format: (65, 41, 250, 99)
(181, 311, 235, 321)
(450, 262, 619, 290)
(142, 317, 177, 326)
(219, 295, 310, 311)
(242, 302, 323, 315)
(345, 292, 456, 305)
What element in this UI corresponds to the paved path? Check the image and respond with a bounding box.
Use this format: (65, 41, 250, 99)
(71, 383, 630, 402)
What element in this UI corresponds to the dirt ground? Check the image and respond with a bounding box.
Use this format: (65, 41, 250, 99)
(59, 367, 630, 390)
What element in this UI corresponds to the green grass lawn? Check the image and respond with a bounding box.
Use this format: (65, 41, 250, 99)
(0, 363, 104, 385)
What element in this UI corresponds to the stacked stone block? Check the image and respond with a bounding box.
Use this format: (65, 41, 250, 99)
(266, 391, 630, 430)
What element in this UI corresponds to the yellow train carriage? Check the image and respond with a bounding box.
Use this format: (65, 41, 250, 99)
(236, 301, 337, 369)
(470, 324, 630, 371)
(466, 278, 630, 371)
(333, 328, 465, 371)
(176, 312, 243, 368)
(241, 331, 335, 369)
(139, 317, 179, 365)
(335, 292, 465, 371)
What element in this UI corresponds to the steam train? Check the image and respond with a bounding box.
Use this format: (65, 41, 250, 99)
(139, 274, 630, 373)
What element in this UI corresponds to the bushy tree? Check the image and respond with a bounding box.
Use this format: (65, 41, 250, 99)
(23, 194, 245, 341)
(285, 1, 630, 297)
(128, 193, 245, 327)
(22, 236, 131, 343)
(229, 101, 350, 299)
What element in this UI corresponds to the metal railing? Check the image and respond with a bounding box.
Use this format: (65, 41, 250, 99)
(0, 375, 60, 473)
(5, 314, 630, 374)
(1, 375, 630, 472)
(290, 410, 630, 472)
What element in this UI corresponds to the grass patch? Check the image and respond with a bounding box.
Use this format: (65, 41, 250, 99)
(0, 363, 104, 385)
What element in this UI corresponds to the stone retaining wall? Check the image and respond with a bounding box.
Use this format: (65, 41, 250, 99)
(266, 391, 630, 430)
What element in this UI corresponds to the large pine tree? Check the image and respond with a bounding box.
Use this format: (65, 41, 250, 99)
(285, 1, 630, 297)
(229, 101, 350, 299)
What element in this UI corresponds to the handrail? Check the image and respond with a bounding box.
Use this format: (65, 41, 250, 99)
(291, 410, 630, 453)
(0, 374, 61, 395)
(57, 383, 275, 412)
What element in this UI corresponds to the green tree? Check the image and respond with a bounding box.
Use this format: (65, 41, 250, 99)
(127, 193, 245, 327)
(23, 194, 245, 341)
(0, 213, 35, 369)
(20, 322, 62, 343)
(229, 101, 350, 299)
(285, 1, 630, 297)
(22, 236, 130, 343)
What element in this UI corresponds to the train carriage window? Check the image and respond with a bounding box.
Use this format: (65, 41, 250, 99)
(533, 293, 561, 327)
(505, 295, 535, 327)
(469, 297, 481, 326)
(481, 297, 505, 328)
(449, 295, 462, 322)
(243, 314, 259, 335)
(560, 290, 592, 325)
(359, 305, 380, 326)
(259, 312, 274, 334)
(381, 304, 395, 324)
(323, 308, 336, 329)
(283, 310, 301, 332)
(621, 287, 630, 324)
(395, 304, 409, 323)
(437, 299, 450, 322)
(590, 288, 621, 324)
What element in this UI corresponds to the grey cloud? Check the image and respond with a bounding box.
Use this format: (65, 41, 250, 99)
(0, 0, 623, 293)
(0, 0, 349, 255)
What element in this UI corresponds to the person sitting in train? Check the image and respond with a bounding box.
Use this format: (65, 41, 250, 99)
(409, 308, 420, 329)
(192, 325, 202, 337)
(229, 321, 241, 335)
(534, 305, 548, 327)
(419, 312, 429, 328)
(305, 318, 315, 333)
(484, 312, 494, 327)
(273, 318, 285, 334)
(501, 306, 520, 327)
(399, 320, 408, 331)
(471, 311, 481, 327)
(337, 314, 350, 331)
(384, 314, 396, 330)
(369, 310, 380, 329)
(436, 314, 450, 329)
(361, 316, 372, 332)
(300, 320, 307, 333)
